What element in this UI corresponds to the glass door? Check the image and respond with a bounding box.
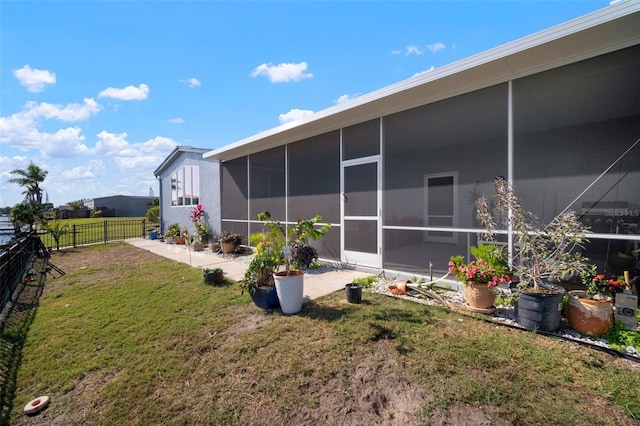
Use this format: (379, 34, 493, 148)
(342, 158, 380, 267)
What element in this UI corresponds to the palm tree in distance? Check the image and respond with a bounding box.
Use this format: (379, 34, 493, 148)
(8, 161, 48, 204)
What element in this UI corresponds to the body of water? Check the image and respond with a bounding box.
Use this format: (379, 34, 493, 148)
(0, 215, 16, 246)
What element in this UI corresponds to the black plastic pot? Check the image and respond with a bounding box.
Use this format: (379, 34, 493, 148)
(345, 283, 363, 304)
(203, 270, 224, 285)
(515, 285, 566, 332)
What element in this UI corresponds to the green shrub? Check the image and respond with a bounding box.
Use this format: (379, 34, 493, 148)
(249, 233, 264, 247)
(601, 321, 640, 353)
(352, 275, 377, 288)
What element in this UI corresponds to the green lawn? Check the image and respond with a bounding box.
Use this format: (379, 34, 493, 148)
(4, 243, 640, 425)
(52, 217, 145, 226)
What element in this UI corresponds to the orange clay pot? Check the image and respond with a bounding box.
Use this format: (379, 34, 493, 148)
(566, 290, 613, 336)
(463, 283, 496, 310)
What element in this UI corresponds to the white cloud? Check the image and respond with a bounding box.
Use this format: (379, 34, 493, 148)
(0, 155, 28, 180)
(30, 98, 101, 122)
(95, 131, 178, 172)
(426, 42, 446, 53)
(336, 94, 353, 104)
(113, 137, 177, 171)
(13, 65, 56, 92)
(168, 118, 185, 124)
(179, 78, 201, 88)
(412, 66, 436, 78)
(0, 99, 97, 157)
(393, 43, 445, 57)
(39, 127, 90, 158)
(406, 45, 423, 56)
(139, 136, 178, 154)
(62, 159, 106, 179)
(278, 108, 314, 124)
(98, 84, 149, 100)
(95, 131, 134, 156)
(251, 62, 313, 83)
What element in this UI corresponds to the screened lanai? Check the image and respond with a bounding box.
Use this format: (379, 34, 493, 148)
(207, 3, 640, 280)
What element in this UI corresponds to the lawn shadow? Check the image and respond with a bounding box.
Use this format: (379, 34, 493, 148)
(0, 258, 47, 423)
(300, 300, 348, 322)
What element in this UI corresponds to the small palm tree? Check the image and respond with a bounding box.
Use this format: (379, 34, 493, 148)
(8, 162, 48, 205)
(10, 202, 38, 232)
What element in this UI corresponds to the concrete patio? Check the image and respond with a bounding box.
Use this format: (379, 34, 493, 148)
(127, 238, 373, 302)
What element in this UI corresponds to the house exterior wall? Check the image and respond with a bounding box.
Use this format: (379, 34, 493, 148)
(220, 43, 640, 277)
(157, 151, 221, 237)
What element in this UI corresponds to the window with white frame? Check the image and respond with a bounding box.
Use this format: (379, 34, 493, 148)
(171, 166, 200, 207)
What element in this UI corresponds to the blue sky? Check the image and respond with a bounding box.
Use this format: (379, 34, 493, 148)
(0, 0, 613, 207)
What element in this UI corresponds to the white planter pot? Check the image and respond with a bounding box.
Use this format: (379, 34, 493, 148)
(274, 270, 304, 314)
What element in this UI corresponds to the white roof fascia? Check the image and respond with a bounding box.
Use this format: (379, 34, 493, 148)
(154, 145, 212, 176)
(204, 1, 640, 162)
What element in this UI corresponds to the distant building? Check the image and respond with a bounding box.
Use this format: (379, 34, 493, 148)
(85, 195, 156, 218)
(58, 204, 90, 219)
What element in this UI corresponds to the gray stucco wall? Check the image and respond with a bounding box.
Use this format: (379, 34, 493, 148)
(157, 151, 221, 237)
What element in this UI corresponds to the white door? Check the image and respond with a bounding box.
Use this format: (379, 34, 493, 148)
(342, 157, 381, 267)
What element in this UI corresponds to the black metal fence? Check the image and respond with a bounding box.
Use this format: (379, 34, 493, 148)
(0, 235, 37, 315)
(1, 219, 159, 313)
(40, 219, 159, 250)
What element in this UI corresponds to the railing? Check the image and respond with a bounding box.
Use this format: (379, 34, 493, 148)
(39, 219, 160, 250)
(1, 220, 159, 313)
(0, 234, 37, 314)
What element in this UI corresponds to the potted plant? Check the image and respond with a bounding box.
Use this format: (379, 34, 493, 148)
(202, 267, 224, 285)
(449, 244, 514, 313)
(241, 211, 330, 314)
(164, 223, 181, 244)
(565, 265, 622, 336)
(198, 222, 213, 245)
(189, 204, 214, 252)
(176, 226, 188, 245)
(287, 215, 331, 270)
(220, 231, 243, 254)
(345, 275, 377, 303)
(209, 230, 221, 253)
(268, 212, 331, 314)
(240, 217, 283, 309)
(476, 177, 590, 331)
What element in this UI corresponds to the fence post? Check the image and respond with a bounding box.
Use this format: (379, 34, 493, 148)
(142, 219, 146, 239)
(73, 224, 77, 247)
(104, 220, 108, 243)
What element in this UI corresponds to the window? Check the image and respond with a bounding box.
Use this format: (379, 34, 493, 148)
(424, 172, 457, 243)
(171, 166, 200, 207)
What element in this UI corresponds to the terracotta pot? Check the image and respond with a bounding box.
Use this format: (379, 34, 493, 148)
(221, 240, 236, 254)
(388, 280, 408, 295)
(463, 283, 496, 310)
(566, 290, 613, 336)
